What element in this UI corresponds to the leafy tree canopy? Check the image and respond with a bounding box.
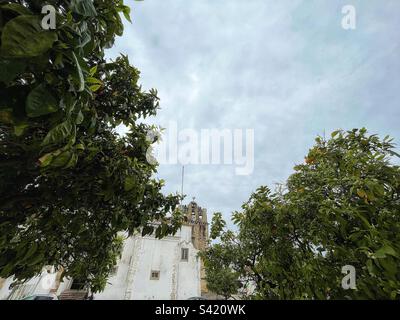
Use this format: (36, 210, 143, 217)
(0, 0, 182, 292)
(204, 129, 400, 299)
(200, 213, 240, 300)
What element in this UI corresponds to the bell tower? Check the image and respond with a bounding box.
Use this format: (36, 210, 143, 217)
(184, 198, 208, 250)
(182, 199, 209, 295)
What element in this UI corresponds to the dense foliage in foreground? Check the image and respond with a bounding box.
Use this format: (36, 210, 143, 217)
(0, 0, 181, 292)
(203, 129, 400, 299)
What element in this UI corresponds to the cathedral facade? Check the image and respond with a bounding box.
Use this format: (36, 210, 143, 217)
(95, 200, 209, 300)
(0, 201, 209, 300)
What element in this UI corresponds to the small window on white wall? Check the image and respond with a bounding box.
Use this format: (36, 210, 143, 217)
(181, 248, 189, 261)
(150, 270, 160, 280)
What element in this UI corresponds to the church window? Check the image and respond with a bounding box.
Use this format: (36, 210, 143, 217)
(150, 270, 160, 280)
(181, 248, 189, 261)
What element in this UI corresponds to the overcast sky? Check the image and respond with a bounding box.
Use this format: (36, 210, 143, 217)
(107, 0, 400, 225)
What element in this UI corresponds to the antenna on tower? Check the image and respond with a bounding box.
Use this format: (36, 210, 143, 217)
(180, 165, 185, 206)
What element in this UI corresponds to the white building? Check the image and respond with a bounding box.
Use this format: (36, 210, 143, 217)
(0, 266, 69, 300)
(95, 225, 201, 300)
(0, 201, 209, 300)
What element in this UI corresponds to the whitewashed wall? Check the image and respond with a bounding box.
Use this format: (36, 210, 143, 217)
(95, 226, 201, 300)
(0, 277, 14, 300)
(0, 267, 59, 300)
(1, 226, 201, 300)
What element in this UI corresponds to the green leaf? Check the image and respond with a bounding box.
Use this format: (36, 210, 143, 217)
(43, 149, 78, 169)
(374, 245, 398, 259)
(26, 84, 58, 118)
(124, 176, 136, 192)
(77, 30, 92, 49)
(72, 52, 85, 92)
(1, 15, 57, 58)
(50, 150, 73, 168)
(14, 123, 29, 136)
(87, 77, 102, 85)
(122, 6, 132, 23)
(76, 111, 84, 125)
(366, 259, 376, 275)
(38, 152, 57, 167)
(41, 120, 74, 146)
(64, 152, 78, 169)
(89, 84, 101, 92)
(89, 65, 98, 76)
(70, 0, 97, 17)
(76, 143, 85, 151)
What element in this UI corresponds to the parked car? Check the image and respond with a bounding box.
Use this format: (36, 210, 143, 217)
(187, 296, 207, 300)
(21, 294, 58, 300)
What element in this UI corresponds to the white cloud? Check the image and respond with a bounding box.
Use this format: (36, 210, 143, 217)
(107, 0, 400, 224)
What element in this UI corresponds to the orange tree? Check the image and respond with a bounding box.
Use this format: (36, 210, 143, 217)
(204, 129, 400, 299)
(0, 0, 182, 292)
